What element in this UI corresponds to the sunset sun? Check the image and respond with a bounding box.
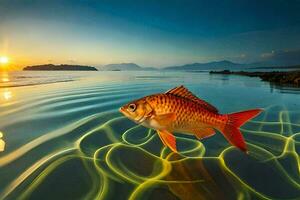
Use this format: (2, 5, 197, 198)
(0, 56, 9, 64)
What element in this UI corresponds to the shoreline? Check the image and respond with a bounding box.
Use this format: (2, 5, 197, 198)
(210, 70, 300, 87)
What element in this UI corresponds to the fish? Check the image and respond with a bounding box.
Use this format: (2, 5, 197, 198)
(119, 85, 262, 153)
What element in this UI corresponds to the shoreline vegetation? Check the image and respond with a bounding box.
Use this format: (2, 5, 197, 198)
(23, 64, 98, 71)
(210, 70, 300, 87)
(21, 63, 300, 87)
(21, 61, 300, 72)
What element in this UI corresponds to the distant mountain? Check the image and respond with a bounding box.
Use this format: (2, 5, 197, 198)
(100, 63, 156, 71)
(164, 60, 244, 70)
(24, 64, 98, 71)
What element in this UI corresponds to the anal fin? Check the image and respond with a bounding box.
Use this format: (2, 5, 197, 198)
(157, 130, 177, 152)
(193, 128, 216, 140)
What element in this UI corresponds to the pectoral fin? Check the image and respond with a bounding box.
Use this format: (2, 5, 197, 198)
(157, 130, 177, 152)
(153, 113, 176, 126)
(193, 128, 216, 140)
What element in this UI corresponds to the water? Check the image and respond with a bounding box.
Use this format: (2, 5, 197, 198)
(0, 71, 299, 200)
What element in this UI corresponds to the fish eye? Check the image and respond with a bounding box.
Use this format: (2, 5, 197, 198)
(128, 103, 137, 112)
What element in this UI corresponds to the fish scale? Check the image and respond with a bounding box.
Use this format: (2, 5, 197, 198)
(146, 93, 216, 133)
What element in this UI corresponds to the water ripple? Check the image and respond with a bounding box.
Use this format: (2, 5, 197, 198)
(0, 73, 300, 199)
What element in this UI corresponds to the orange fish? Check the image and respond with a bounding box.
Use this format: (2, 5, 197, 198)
(119, 85, 262, 153)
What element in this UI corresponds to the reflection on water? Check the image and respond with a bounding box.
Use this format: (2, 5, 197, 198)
(0, 71, 299, 200)
(1, 72, 12, 101)
(3, 90, 12, 101)
(0, 132, 5, 152)
(2, 78, 9, 82)
(1, 72, 9, 84)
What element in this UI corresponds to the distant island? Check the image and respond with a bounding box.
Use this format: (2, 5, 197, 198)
(22, 61, 300, 73)
(23, 64, 98, 71)
(210, 70, 300, 87)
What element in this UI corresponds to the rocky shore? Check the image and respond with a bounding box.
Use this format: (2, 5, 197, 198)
(210, 70, 300, 86)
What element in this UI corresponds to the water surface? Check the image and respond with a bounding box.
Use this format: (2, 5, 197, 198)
(0, 71, 299, 200)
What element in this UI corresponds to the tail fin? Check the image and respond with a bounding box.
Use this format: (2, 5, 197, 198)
(219, 109, 262, 152)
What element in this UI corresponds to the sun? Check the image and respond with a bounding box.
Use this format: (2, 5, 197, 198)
(0, 56, 9, 64)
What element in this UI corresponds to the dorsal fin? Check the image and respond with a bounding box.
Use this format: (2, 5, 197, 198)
(165, 85, 219, 113)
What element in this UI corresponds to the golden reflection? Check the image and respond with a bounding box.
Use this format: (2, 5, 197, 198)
(3, 90, 12, 100)
(2, 77, 9, 82)
(165, 155, 232, 200)
(0, 131, 5, 152)
(1, 71, 10, 82)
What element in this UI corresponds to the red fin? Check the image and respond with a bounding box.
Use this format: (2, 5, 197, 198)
(227, 109, 263, 128)
(193, 128, 216, 139)
(220, 109, 263, 152)
(165, 85, 219, 113)
(222, 126, 247, 152)
(157, 130, 177, 152)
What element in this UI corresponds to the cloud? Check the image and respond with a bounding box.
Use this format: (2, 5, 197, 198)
(260, 51, 275, 58)
(67, 59, 77, 64)
(260, 49, 300, 66)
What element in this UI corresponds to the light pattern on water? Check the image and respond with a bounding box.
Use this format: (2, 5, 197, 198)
(0, 132, 5, 152)
(0, 71, 299, 200)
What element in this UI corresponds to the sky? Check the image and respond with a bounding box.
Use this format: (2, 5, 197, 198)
(0, 0, 300, 69)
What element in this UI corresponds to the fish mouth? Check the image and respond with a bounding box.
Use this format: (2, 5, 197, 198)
(119, 107, 126, 114)
(119, 107, 130, 118)
(119, 106, 146, 124)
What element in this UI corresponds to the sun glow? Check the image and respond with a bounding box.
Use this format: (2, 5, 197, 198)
(3, 89, 12, 101)
(0, 56, 9, 64)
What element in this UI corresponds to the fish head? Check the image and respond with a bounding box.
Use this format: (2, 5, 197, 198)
(119, 98, 153, 123)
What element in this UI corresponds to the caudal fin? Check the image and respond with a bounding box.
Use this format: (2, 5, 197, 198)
(219, 109, 262, 152)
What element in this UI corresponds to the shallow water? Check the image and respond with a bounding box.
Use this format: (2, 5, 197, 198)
(0, 71, 299, 200)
